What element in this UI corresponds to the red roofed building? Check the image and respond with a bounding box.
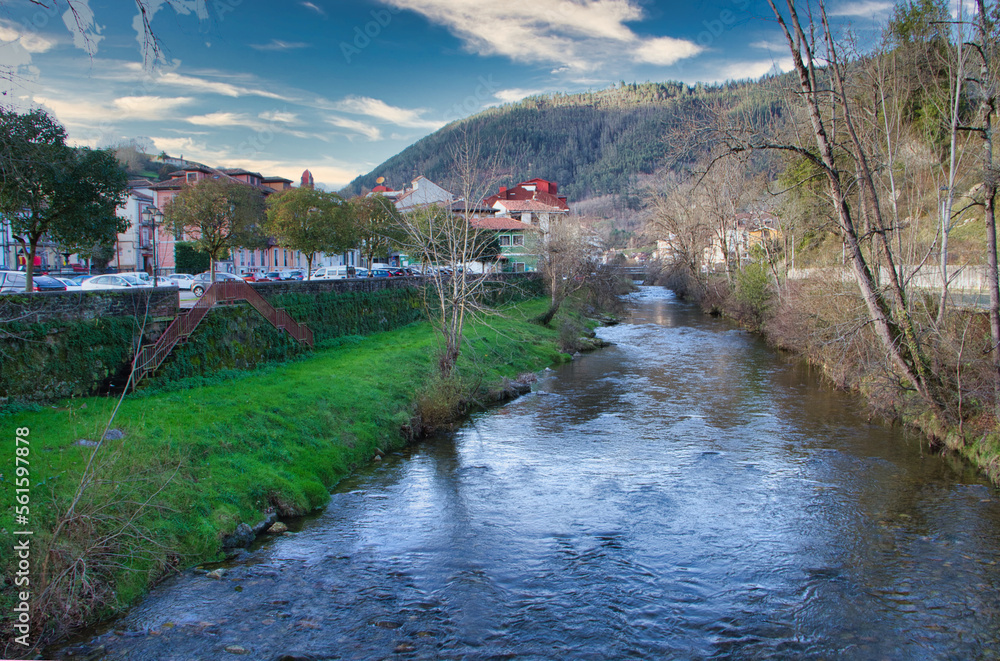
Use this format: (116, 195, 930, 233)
(484, 177, 569, 211)
(491, 198, 567, 237)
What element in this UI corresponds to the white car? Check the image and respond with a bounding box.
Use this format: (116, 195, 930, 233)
(81, 274, 147, 290)
(167, 273, 195, 290)
(114, 271, 156, 287)
(313, 265, 360, 279)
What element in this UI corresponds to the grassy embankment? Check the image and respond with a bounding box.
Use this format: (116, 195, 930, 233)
(0, 296, 575, 648)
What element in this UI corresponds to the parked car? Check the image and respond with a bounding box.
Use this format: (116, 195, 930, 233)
(353, 268, 369, 278)
(389, 267, 415, 277)
(109, 271, 152, 287)
(278, 269, 305, 280)
(80, 274, 146, 290)
(367, 268, 393, 278)
(241, 272, 264, 282)
(0, 271, 68, 292)
(258, 271, 282, 281)
(54, 276, 81, 288)
(167, 273, 195, 290)
(313, 265, 361, 279)
(190, 271, 244, 297)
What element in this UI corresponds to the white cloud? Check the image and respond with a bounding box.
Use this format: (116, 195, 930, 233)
(326, 116, 383, 141)
(61, 0, 104, 55)
(307, 164, 365, 190)
(493, 88, 547, 104)
(827, 1, 894, 17)
(380, 0, 701, 72)
(714, 57, 793, 82)
(750, 38, 788, 51)
(113, 95, 195, 116)
(34, 94, 193, 124)
(250, 40, 310, 51)
(300, 2, 326, 16)
(187, 112, 266, 129)
(259, 110, 300, 124)
(632, 36, 702, 66)
(149, 136, 213, 161)
(334, 96, 444, 130)
(0, 21, 56, 54)
(154, 70, 292, 101)
(187, 111, 329, 142)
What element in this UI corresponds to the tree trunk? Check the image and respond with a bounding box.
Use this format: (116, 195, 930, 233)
(25, 237, 38, 292)
(537, 301, 561, 326)
(768, 0, 942, 414)
(974, 0, 1000, 421)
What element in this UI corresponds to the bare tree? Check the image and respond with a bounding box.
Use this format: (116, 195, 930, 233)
(395, 127, 513, 376)
(743, 0, 947, 413)
(534, 222, 599, 326)
(644, 175, 712, 283)
(961, 0, 1000, 419)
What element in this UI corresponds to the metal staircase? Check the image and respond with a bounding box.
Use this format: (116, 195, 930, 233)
(133, 280, 313, 387)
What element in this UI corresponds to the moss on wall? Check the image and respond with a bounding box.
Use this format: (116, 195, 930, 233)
(1, 275, 544, 403)
(0, 316, 140, 403)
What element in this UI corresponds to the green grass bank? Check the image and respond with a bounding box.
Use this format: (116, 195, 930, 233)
(0, 296, 574, 650)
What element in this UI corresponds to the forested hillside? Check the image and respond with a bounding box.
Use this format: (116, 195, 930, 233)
(342, 80, 786, 203)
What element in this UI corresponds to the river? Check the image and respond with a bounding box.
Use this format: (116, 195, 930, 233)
(55, 287, 1000, 660)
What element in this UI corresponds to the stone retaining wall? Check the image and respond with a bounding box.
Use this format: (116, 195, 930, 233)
(0, 287, 179, 324)
(0, 274, 542, 403)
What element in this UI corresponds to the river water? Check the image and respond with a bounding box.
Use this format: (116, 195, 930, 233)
(55, 287, 1000, 660)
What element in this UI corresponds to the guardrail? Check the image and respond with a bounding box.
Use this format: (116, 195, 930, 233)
(133, 279, 313, 387)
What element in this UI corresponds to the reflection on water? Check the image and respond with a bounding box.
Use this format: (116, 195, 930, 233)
(55, 287, 1000, 660)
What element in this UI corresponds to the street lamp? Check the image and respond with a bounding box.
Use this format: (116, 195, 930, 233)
(141, 206, 165, 286)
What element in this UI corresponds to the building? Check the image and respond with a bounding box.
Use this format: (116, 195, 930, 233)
(484, 178, 569, 211)
(470, 216, 536, 272)
(492, 199, 568, 236)
(703, 211, 783, 270)
(371, 175, 456, 211)
(485, 178, 569, 238)
(108, 179, 156, 274)
(148, 165, 357, 275)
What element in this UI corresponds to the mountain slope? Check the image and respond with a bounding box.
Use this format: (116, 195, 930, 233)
(343, 80, 786, 204)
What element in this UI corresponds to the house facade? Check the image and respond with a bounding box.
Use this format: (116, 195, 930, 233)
(371, 175, 456, 211)
(148, 165, 357, 275)
(470, 217, 537, 272)
(703, 211, 782, 270)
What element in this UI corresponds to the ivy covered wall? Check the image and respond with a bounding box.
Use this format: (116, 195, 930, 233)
(0, 274, 543, 405)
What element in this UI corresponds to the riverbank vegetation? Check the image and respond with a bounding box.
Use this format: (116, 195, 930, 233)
(644, 0, 1000, 482)
(0, 295, 602, 652)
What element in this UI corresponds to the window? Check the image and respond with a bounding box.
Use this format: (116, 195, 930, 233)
(499, 235, 511, 247)
(186, 172, 197, 182)
(239, 250, 245, 266)
(512, 262, 525, 273)
(512, 234, 524, 246)
(283, 250, 288, 266)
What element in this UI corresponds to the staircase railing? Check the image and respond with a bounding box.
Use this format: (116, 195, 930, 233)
(133, 280, 313, 386)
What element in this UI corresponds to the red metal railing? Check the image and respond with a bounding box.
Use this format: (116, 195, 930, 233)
(134, 279, 313, 385)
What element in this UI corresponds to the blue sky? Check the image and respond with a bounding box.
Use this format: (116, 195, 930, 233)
(0, 0, 895, 190)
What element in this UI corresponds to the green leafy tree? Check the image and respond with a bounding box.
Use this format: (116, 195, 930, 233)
(0, 108, 130, 291)
(164, 178, 267, 278)
(265, 187, 356, 279)
(174, 241, 212, 274)
(351, 194, 405, 267)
